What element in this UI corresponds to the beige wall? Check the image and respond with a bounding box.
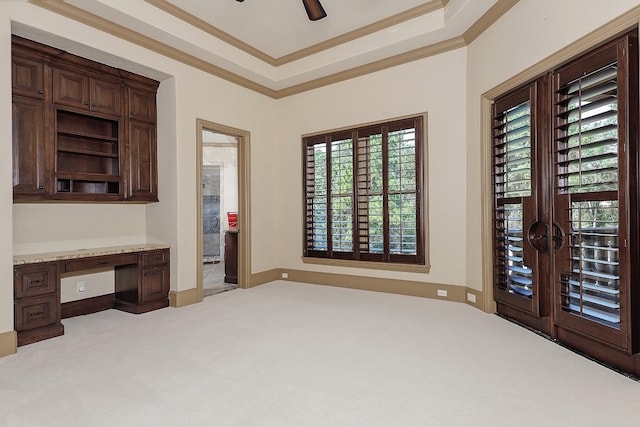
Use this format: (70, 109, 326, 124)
(0, 12, 13, 337)
(276, 48, 469, 287)
(464, 0, 640, 292)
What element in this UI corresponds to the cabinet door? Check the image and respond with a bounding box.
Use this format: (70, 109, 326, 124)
(127, 86, 156, 122)
(12, 96, 48, 198)
(91, 79, 122, 116)
(140, 266, 169, 304)
(127, 120, 158, 201)
(52, 67, 89, 109)
(224, 231, 238, 284)
(12, 56, 45, 99)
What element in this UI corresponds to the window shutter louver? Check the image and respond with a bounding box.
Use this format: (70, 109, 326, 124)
(356, 132, 384, 259)
(556, 63, 619, 194)
(387, 126, 418, 258)
(493, 93, 534, 301)
(303, 116, 424, 265)
(554, 48, 624, 333)
(330, 136, 354, 256)
(304, 140, 329, 256)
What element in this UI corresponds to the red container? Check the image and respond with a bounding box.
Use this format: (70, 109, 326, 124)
(227, 212, 238, 229)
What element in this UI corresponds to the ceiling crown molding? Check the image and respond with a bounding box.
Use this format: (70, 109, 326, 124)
(144, 0, 451, 66)
(26, 0, 519, 99)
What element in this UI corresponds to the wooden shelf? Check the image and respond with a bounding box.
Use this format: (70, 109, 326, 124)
(54, 108, 121, 196)
(55, 172, 121, 182)
(57, 148, 118, 158)
(57, 129, 118, 142)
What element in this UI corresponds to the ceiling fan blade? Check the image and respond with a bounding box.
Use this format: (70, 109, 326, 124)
(302, 0, 327, 21)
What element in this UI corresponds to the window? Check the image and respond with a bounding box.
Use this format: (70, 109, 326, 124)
(303, 115, 425, 265)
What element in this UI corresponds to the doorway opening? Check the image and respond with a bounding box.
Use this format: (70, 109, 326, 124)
(196, 119, 251, 301)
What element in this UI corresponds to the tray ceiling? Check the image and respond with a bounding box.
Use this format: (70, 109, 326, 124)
(20, 0, 515, 97)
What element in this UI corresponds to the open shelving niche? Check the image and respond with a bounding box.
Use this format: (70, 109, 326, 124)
(54, 109, 121, 197)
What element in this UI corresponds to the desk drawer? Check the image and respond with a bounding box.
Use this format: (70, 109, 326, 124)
(63, 253, 137, 273)
(14, 263, 58, 299)
(15, 294, 59, 331)
(141, 249, 169, 267)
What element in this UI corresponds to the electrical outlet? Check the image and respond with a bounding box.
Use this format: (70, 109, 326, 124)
(77, 281, 86, 293)
(437, 289, 447, 297)
(467, 292, 477, 303)
(281, 272, 289, 279)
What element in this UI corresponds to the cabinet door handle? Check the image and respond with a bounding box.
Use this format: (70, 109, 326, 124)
(131, 111, 137, 116)
(37, 89, 44, 94)
(84, 101, 89, 105)
(91, 103, 96, 107)
(38, 185, 44, 190)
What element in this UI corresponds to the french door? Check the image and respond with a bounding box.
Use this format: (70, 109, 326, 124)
(492, 32, 638, 352)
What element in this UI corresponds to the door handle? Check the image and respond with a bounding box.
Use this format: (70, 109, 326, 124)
(527, 221, 549, 253)
(526, 222, 564, 252)
(551, 223, 564, 250)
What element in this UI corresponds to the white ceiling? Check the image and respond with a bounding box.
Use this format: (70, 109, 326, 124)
(172, 0, 432, 58)
(21, 0, 504, 95)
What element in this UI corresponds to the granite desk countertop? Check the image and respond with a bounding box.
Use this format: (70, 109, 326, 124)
(13, 243, 171, 265)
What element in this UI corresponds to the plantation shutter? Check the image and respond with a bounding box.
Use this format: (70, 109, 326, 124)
(330, 133, 354, 258)
(553, 39, 629, 345)
(386, 120, 421, 263)
(303, 115, 424, 265)
(304, 137, 329, 257)
(356, 128, 384, 260)
(492, 81, 542, 315)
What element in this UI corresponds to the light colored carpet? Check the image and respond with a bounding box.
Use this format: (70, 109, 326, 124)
(1, 281, 639, 426)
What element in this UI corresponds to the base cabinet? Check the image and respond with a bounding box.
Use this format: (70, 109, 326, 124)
(114, 249, 170, 314)
(224, 230, 238, 284)
(14, 247, 170, 346)
(14, 262, 64, 346)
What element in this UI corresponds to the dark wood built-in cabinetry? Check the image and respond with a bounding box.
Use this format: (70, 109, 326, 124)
(114, 249, 170, 313)
(225, 230, 239, 284)
(14, 262, 63, 346)
(14, 246, 170, 346)
(11, 35, 160, 202)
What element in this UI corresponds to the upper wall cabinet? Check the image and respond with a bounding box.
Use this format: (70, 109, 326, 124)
(12, 56, 45, 100)
(127, 85, 157, 123)
(11, 36, 160, 203)
(52, 67, 122, 117)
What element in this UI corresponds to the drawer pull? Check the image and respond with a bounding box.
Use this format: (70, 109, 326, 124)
(29, 311, 44, 318)
(28, 279, 44, 285)
(96, 261, 110, 265)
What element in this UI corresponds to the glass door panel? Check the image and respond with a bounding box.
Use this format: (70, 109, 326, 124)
(552, 38, 631, 350)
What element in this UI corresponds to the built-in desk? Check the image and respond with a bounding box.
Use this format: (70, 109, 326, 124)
(13, 244, 170, 346)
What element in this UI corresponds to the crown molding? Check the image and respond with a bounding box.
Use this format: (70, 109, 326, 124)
(144, 0, 450, 66)
(463, 0, 519, 43)
(144, 0, 275, 64)
(27, 0, 518, 99)
(275, 36, 467, 99)
(28, 0, 278, 97)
